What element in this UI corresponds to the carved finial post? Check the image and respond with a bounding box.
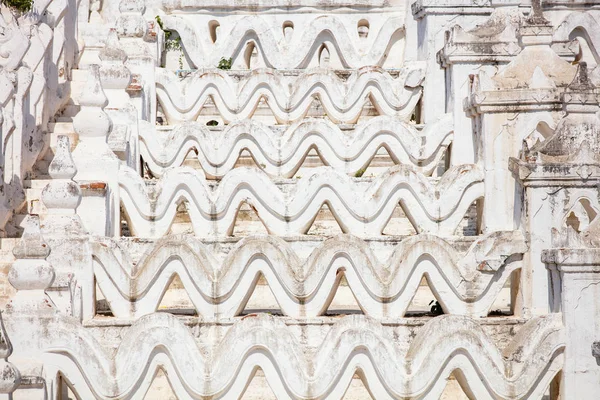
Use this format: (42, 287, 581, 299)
(6, 216, 55, 313)
(115, 0, 159, 124)
(520, 0, 552, 47)
(37, 137, 91, 320)
(116, 0, 146, 40)
(99, 29, 132, 108)
(71, 65, 120, 236)
(72, 64, 111, 149)
(0, 312, 20, 394)
(40, 136, 85, 236)
(526, 0, 549, 26)
(98, 29, 140, 172)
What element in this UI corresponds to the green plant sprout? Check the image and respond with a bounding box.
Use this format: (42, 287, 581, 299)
(218, 57, 233, 70)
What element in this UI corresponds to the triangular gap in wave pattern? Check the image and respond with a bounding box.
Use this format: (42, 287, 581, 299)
(196, 95, 220, 125)
(295, 146, 328, 177)
(156, 273, 197, 316)
(353, 145, 396, 179)
(546, 370, 562, 400)
(254, 95, 279, 126)
(233, 149, 264, 171)
(356, 95, 382, 125)
(381, 201, 418, 236)
(487, 269, 518, 317)
(240, 272, 284, 317)
(405, 275, 444, 317)
(143, 367, 177, 400)
(441, 371, 476, 400)
(240, 367, 278, 400)
(231, 200, 270, 237)
(57, 372, 80, 400)
(95, 280, 112, 317)
(306, 202, 346, 236)
(165, 200, 194, 236)
(346, 370, 375, 399)
(453, 200, 481, 237)
(305, 95, 326, 119)
(325, 273, 364, 317)
(179, 145, 203, 171)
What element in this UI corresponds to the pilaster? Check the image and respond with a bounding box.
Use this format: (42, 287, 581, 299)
(439, 8, 522, 165)
(510, 62, 600, 317)
(411, 0, 495, 123)
(466, 4, 577, 233)
(542, 250, 600, 397)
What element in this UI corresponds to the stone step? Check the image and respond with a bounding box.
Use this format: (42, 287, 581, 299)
(48, 122, 76, 135)
(24, 179, 52, 190)
(24, 182, 49, 215)
(31, 130, 79, 177)
(23, 177, 105, 215)
(28, 121, 78, 199)
(54, 116, 74, 123)
(58, 104, 81, 119)
(71, 69, 90, 82)
(50, 131, 78, 148)
(64, 75, 88, 106)
(0, 238, 18, 309)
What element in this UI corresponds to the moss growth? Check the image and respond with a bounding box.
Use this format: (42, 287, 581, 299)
(354, 168, 366, 178)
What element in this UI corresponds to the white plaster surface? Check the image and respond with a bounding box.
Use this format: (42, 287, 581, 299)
(0, 0, 599, 398)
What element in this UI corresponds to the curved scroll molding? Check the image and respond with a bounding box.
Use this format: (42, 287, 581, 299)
(7, 313, 564, 399)
(161, 14, 404, 69)
(554, 12, 600, 82)
(554, 12, 600, 62)
(118, 163, 484, 237)
(0, 0, 70, 234)
(140, 114, 453, 178)
(155, 65, 425, 124)
(89, 231, 526, 319)
(0, 12, 29, 71)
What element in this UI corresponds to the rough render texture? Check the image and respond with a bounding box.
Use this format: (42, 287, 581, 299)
(0, 0, 600, 399)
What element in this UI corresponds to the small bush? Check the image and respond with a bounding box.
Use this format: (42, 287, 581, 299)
(155, 15, 181, 52)
(217, 57, 232, 70)
(2, 0, 33, 13)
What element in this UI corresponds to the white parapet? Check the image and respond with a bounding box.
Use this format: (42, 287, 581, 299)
(3, 0, 600, 398)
